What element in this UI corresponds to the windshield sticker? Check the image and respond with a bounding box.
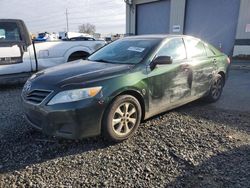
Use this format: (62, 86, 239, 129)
(127, 46, 145, 52)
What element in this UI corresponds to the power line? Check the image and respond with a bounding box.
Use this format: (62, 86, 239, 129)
(25, 3, 124, 24)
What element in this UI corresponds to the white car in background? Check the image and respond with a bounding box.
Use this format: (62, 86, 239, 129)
(0, 19, 106, 84)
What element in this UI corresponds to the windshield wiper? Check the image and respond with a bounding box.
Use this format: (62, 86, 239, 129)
(87, 58, 110, 63)
(94, 59, 110, 63)
(88, 58, 124, 64)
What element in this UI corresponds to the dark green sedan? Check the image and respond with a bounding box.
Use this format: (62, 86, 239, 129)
(22, 35, 230, 142)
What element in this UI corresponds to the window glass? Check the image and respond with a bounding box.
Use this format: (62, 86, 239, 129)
(184, 38, 206, 58)
(157, 38, 186, 60)
(0, 29, 6, 39)
(70, 37, 95, 41)
(205, 45, 216, 57)
(0, 22, 21, 42)
(88, 38, 161, 64)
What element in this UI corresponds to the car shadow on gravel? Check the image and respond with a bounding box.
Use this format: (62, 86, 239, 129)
(0, 128, 115, 174)
(0, 83, 24, 90)
(174, 99, 250, 133)
(145, 98, 250, 134)
(168, 145, 250, 188)
(0, 84, 117, 174)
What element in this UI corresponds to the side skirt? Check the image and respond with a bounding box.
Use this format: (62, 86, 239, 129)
(144, 94, 205, 120)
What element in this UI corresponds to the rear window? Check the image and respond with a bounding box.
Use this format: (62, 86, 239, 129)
(205, 45, 216, 57)
(157, 38, 186, 61)
(0, 22, 21, 42)
(184, 38, 206, 58)
(69, 37, 95, 41)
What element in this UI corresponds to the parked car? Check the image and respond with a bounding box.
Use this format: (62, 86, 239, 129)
(35, 32, 49, 41)
(22, 35, 230, 142)
(0, 19, 106, 84)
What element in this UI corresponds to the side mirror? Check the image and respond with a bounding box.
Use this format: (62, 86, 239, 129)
(150, 56, 172, 70)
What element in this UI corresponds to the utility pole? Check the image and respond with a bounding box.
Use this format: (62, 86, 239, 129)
(66, 8, 69, 32)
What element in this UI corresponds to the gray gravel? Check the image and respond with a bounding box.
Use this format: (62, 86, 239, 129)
(0, 85, 249, 187)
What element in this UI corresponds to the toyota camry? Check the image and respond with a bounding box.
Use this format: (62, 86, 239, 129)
(22, 35, 230, 142)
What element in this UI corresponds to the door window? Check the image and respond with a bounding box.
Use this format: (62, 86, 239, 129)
(0, 29, 6, 40)
(205, 45, 216, 57)
(0, 22, 21, 42)
(157, 38, 186, 61)
(184, 38, 206, 58)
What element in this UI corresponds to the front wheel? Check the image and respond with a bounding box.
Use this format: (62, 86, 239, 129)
(102, 95, 142, 142)
(205, 74, 224, 102)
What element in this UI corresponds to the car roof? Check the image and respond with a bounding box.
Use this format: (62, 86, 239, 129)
(124, 34, 199, 40)
(0, 19, 23, 22)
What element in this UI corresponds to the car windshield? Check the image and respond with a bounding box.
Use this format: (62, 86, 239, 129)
(88, 38, 161, 64)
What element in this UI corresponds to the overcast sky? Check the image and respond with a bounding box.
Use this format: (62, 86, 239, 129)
(0, 0, 126, 34)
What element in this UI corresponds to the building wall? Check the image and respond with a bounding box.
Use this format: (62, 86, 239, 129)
(126, 0, 250, 56)
(235, 0, 250, 39)
(233, 0, 250, 56)
(169, 0, 185, 34)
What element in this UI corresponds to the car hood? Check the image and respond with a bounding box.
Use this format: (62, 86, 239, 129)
(31, 60, 133, 88)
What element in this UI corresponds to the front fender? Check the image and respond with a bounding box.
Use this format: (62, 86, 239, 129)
(102, 83, 149, 118)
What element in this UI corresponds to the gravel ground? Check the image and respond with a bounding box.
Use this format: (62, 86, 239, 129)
(0, 85, 249, 187)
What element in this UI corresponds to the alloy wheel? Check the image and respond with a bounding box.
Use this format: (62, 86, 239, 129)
(211, 77, 223, 99)
(112, 102, 138, 136)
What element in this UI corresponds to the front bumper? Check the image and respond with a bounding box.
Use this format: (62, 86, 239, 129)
(23, 98, 106, 139)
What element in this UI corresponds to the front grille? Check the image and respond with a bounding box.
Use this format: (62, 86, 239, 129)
(26, 90, 52, 104)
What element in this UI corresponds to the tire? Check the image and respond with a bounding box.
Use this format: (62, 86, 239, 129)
(67, 51, 89, 62)
(205, 74, 224, 103)
(102, 95, 142, 142)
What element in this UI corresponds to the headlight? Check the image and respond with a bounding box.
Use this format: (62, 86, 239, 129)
(48, 87, 102, 105)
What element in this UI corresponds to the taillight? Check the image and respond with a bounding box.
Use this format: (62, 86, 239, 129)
(227, 57, 231, 64)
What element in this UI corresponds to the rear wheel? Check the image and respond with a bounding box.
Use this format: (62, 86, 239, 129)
(102, 95, 142, 142)
(205, 74, 224, 102)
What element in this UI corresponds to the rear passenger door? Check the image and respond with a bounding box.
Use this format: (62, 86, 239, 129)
(184, 38, 214, 96)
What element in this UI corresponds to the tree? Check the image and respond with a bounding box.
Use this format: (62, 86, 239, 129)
(78, 23, 96, 34)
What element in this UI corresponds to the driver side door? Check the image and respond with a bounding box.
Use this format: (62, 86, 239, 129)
(147, 37, 192, 116)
